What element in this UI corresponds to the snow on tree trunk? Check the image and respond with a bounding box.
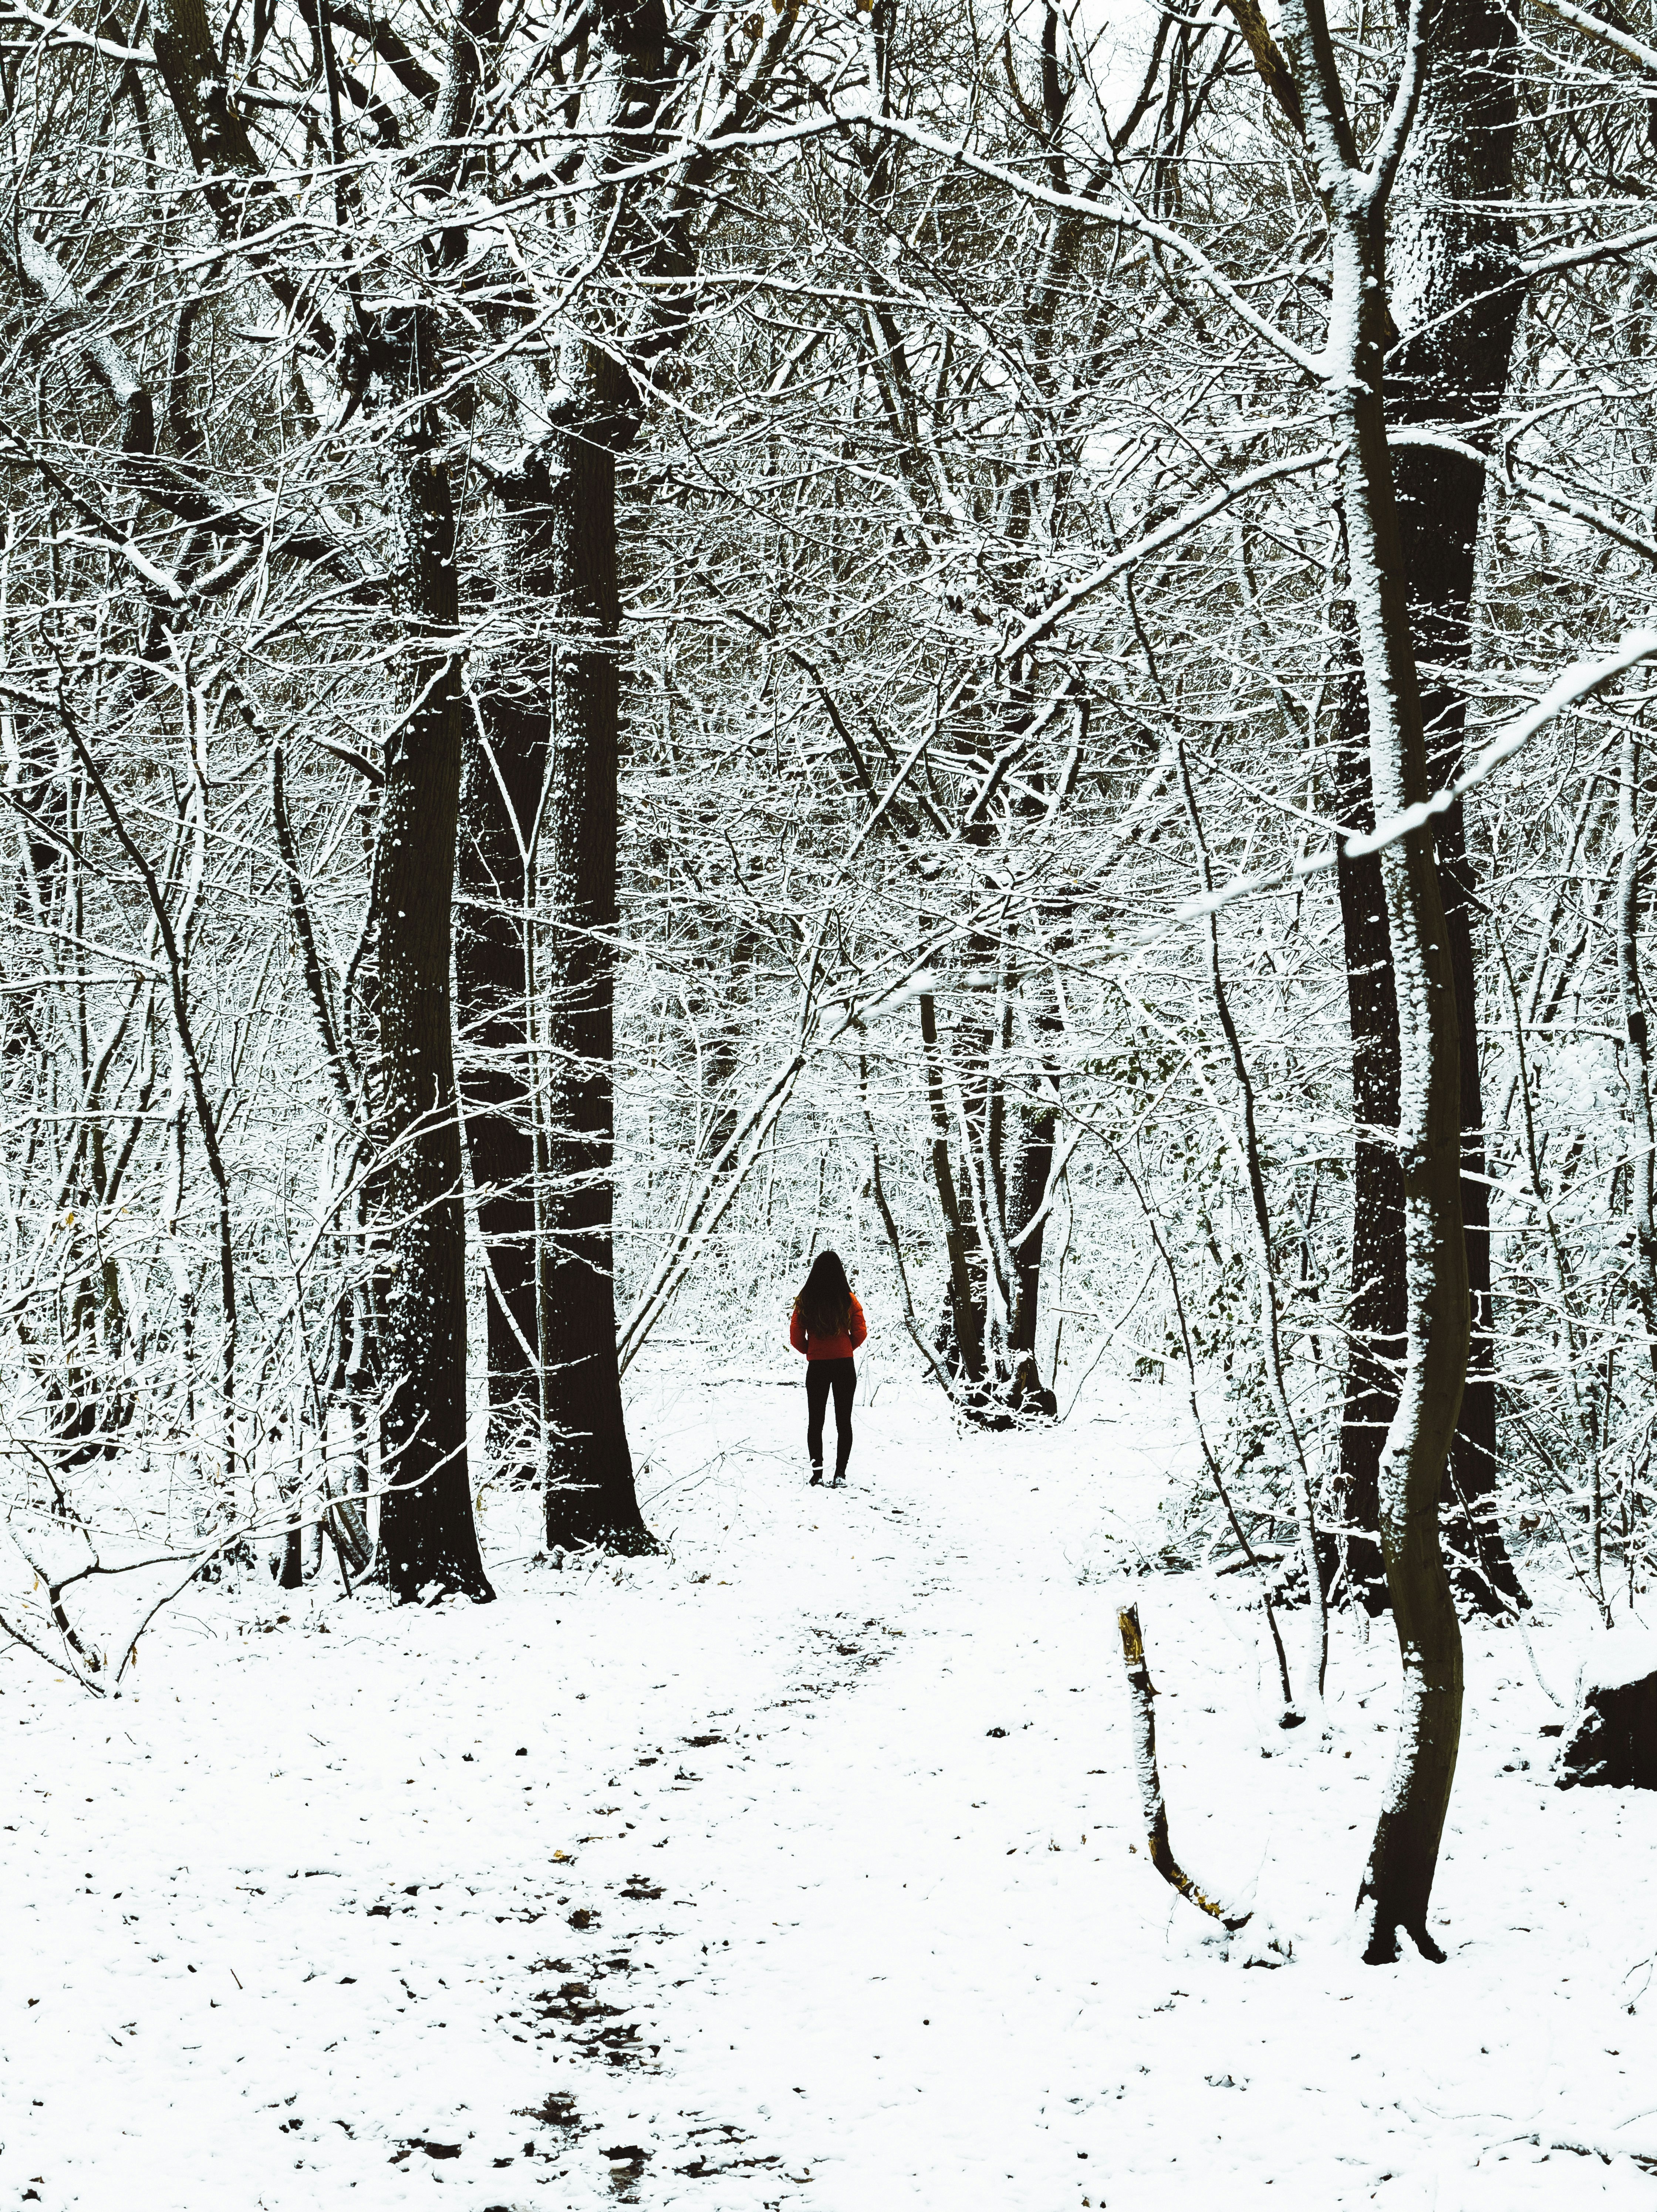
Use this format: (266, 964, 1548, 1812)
(372, 401, 493, 1605)
(1334, 216, 1469, 1960)
(1280, 0, 1470, 1958)
(367, 0, 505, 1603)
(1387, 0, 1527, 1618)
(1329, 0, 1527, 1620)
(1617, 731, 1657, 1384)
(1116, 1603, 1248, 1929)
(1332, 728, 1403, 1615)
(538, 427, 655, 1554)
(456, 460, 559, 1487)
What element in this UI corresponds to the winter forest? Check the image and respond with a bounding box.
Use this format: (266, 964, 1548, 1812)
(9, 0, 1657, 2194)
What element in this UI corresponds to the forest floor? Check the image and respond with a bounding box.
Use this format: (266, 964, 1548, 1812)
(4, 1348, 1657, 2210)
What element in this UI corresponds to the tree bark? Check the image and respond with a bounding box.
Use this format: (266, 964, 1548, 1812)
(454, 0, 700, 1490)
(1338, 221, 1469, 1960)
(487, 0, 793, 1538)
(1393, 0, 1529, 1615)
(1282, 0, 1469, 1960)
(538, 429, 653, 1551)
(1003, 945, 1063, 1417)
(1332, 729, 1402, 1614)
(456, 460, 558, 1485)
(1329, 0, 1527, 1618)
(1005, 1089, 1056, 1383)
(146, 0, 493, 1595)
(366, 0, 502, 1601)
(1617, 731, 1657, 1382)
(918, 985, 985, 1387)
(372, 393, 493, 1601)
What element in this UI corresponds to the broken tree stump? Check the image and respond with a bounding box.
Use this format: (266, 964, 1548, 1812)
(1116, 1603, 1249, 1928)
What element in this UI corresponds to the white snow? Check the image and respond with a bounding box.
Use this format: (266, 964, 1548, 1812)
(1573, 1628, 1657, 1697)
(4, 1354, 1656, 2209)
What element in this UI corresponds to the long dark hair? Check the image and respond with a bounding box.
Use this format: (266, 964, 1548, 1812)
(794, 1249, 853, 1338)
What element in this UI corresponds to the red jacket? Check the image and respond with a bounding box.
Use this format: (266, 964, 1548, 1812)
(790, 1293, 867, 1362)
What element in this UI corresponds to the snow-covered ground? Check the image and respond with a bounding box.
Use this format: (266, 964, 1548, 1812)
(5, 1351, 1657, 2210)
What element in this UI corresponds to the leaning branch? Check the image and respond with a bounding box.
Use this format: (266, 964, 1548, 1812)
(1218, 0, 1305, 131)
(1000, 448, 1336, 665)
(1529, 0, 1657, 73)
(1176, 625, 1657, 924)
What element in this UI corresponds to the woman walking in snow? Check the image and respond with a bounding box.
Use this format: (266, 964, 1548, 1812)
(789, 1250, 867, 1487)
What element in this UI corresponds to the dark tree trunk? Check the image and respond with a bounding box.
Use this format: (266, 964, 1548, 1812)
(1435, 815, 1527, 1611)
(1314, 199, 1468, 1979)
(446, 0, 792, 1532)
(279, 1482, 306, 1590)
(1005, 1096, 1059, 1416)
(372, 368, 493, 1603)
(1386, 0, 1528, 1616)
(918, 985, 985, 1386)
(456, 459, 559, 1485)
(458, 0, 791, 1534)
(1329, 0, 1528, 1619)
(539, 431, 653, 1552)
(367, 0, 503, 1601)
(1006, 1108, 1053, 1365)
(147, 0, 496, 1598)
(1331, 727, 1400, 1614)
(1283, 0, 1475, 1962)
(1005, 956, 1063, 1418)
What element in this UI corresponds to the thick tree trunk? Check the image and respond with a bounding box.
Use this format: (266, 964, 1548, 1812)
(920, 940, 1065, 1419)
(518, 0, 674, 1548)
(149, 0, 495, 1597)
(1436, 821, 1526, 1611)
(365, 0, 502, 1601)
(1328, 0, 1527, 1618)
(465, 0, 792, 1526)
(539, 432, 653, 1552)
(456, 460, 558, 1484)
(1326, 211, 1468, 1963)
(1282, 0, 1470, 1957)
(372, 411, 493, 1601)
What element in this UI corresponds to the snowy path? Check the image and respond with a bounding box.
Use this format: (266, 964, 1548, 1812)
(5, 1360, 1657, 2209)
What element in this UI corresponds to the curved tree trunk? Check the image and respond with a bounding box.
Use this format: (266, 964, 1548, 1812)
(1328, 0, 1527, 1619)
(1336, 207, 1469, 1967)
(1283, 0, 1470, 1963)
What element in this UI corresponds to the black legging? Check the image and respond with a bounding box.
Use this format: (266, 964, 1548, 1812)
(806, 1357, 857, 1478)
